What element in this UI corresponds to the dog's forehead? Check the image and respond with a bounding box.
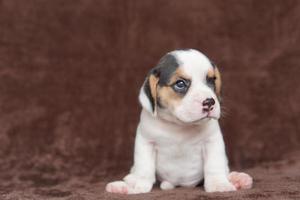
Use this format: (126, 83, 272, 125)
(171, 49, 212, 79)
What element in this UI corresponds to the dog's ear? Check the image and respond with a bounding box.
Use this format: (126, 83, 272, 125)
(214, 67, 222, 101)
(209, 61, 222, 101)
(139, 68, 160, 116)
(139, 53, 178, 115)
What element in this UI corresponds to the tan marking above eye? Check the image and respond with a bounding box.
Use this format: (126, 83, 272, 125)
(207, 69, 215, 78)
(167, 67, 191, 86)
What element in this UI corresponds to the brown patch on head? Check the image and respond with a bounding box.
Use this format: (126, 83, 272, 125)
(157, 67, 190, 110)
(207, 67, 222, 100)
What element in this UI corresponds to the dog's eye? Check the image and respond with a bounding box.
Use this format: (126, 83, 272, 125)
(175, 80, 186, 88)
(206, 76, 216, 85)
(172, 79, 189, 94)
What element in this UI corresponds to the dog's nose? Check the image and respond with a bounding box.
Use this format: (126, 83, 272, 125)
(202, 98, 215, 111)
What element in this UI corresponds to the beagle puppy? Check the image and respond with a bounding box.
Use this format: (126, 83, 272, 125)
(106, 49, 253, 194)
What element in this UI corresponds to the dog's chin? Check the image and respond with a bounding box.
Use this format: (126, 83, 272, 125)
(174, 111, 221, 125)
(157, 110, 220, 126)
(176, 116, 214, 125)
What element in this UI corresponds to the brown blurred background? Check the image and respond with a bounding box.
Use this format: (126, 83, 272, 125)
(0, 0, 300, 185)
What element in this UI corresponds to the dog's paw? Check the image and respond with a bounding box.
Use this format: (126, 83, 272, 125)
(205, 178, 236, 193)
(160, 181, 175, 190)
(106, 174, 153, 194)
(123, 174, 153, 194)
(228, 171, 253, 190)
(106, 181, 130, 194)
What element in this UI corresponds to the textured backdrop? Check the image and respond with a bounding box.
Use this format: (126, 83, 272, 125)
(0, 0, 300, 188)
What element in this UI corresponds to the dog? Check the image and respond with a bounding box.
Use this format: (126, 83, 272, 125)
(106, 49, 253, 194)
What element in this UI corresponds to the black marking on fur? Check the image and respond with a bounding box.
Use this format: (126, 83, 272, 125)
(143, 54, 179, 112)
(175, 48, 193, 52)
(155, 54, 179, 86)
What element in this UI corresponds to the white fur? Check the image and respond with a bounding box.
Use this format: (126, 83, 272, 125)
(170, 50, 221, 123)
(106, 49, 250, 194)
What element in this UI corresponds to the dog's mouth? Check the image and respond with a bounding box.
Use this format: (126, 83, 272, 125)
(175, 115, 218, 125)
(189, 115, 217, 124)
(157, 108, 219, 126)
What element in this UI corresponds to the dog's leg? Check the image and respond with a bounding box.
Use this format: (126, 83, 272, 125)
(228, 171, 253, 190)
(203, 130, 236, 192)
(106, 127, 156, 194)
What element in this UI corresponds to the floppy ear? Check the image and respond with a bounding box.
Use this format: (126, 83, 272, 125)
(138, 69, 160, 116)
(214, 67, 222, 101)
(209, 61, 222, 101)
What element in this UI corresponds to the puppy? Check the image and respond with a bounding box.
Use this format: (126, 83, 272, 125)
(106, 49, 253, 194)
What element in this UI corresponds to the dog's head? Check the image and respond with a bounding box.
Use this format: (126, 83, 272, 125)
(139, 49, 222, 124)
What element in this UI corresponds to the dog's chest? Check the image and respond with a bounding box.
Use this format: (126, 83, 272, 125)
(139, 111, 215, 185)
(154, 136, 204, 185)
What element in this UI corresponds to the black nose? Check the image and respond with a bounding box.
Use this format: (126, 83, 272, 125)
(202, 98, 215, 108)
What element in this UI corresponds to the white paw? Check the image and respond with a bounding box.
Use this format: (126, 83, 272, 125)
(228, 171, 253, 190)
(106, 181, 130, 194)
(123, 174, 153, 194)
(160, 181, 175, 190)
(205, 178, 237, 193)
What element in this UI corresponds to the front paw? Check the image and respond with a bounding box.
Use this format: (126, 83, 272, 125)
(123, 174, 153, 194)
(205, 177, 236, 193)
(106, 176, 153, 195)
(106, 173, 154, 195)
(228, 171, 253, 190)
(106, 181, 130, 194)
